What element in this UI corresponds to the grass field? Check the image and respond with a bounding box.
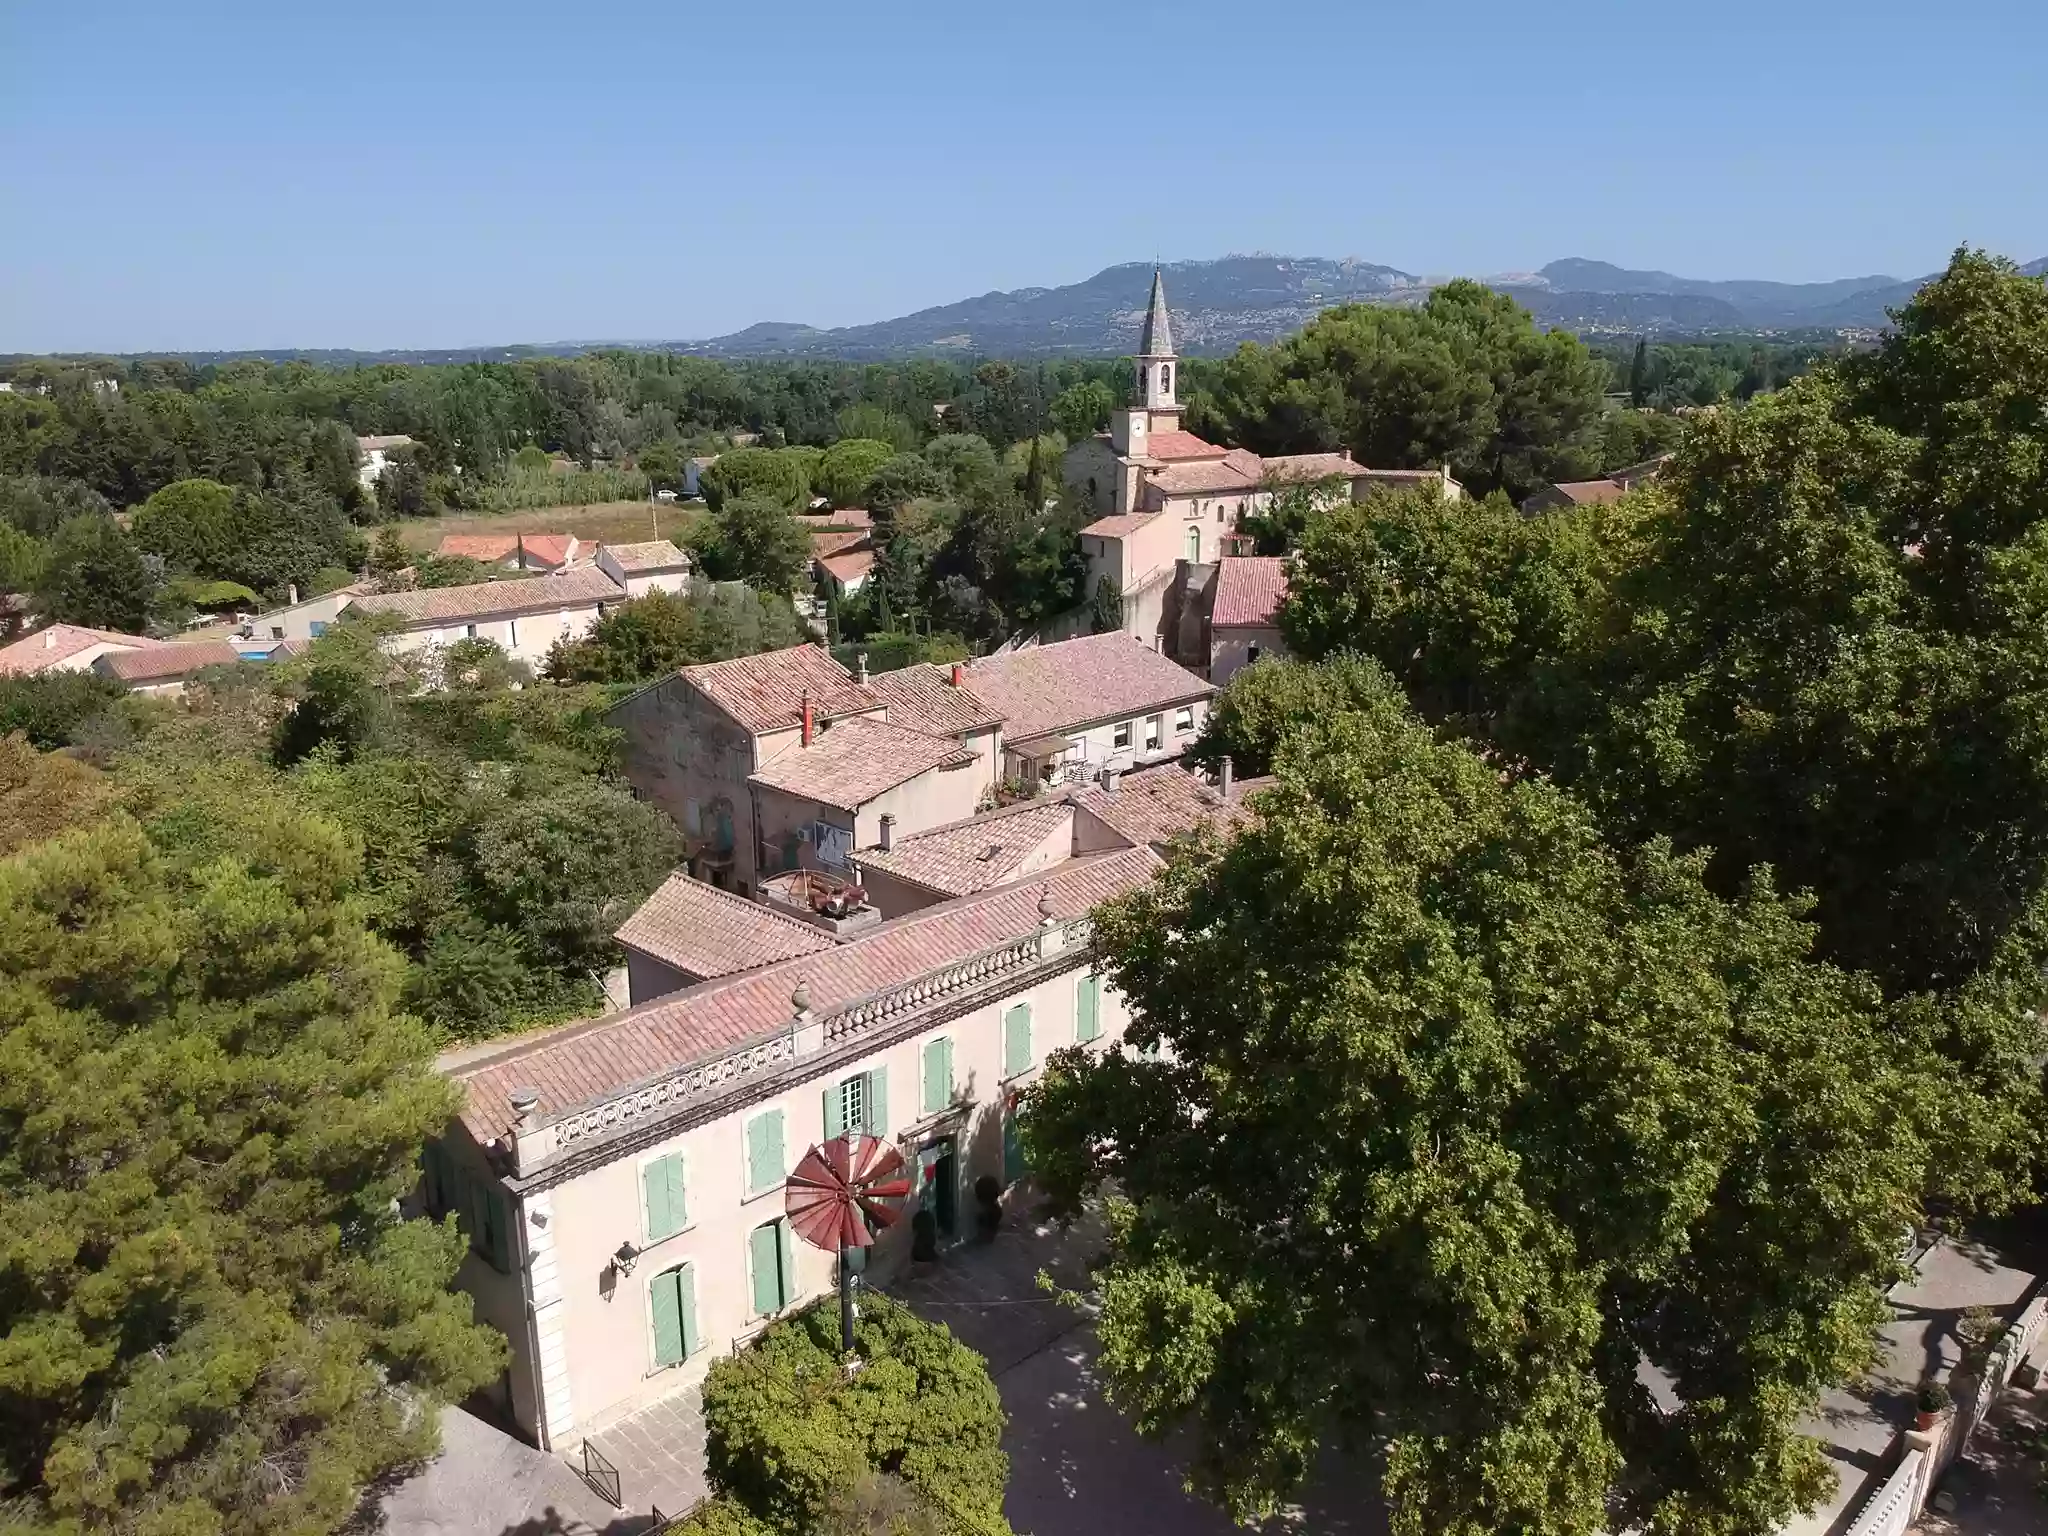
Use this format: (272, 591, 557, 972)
(393, 500, 705, 551)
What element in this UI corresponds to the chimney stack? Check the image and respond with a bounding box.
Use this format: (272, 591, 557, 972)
(878, 813, 896, 852)
(950, 662, 964, 687)
(801, 690, 813, 747)
(1220, 755, 1234, 800)
(1102, 764, 1121, 796)
(855, 651, 869, 684)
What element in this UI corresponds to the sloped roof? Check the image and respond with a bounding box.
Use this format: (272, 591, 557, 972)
(451, 846, 1163, 1144)
(818, 548, 877, 585)
(1145, 449, 1266, 496)
(864, 662, 1004, 737)
(615, 873, 837, 981)
(1142, 430, 1224, 461)
(1138, 267, 1175, 357)
(1081, 511, 1160, 539)
(437, 533, 579, 567)
(748, 714, 975, 810)
(357, 434, 414, 451)
(1070, 763, 1245, 849)
(678, 644, 878, 735)
(1210, 557, 1290, 628)
(351, 567, 625, 626)
(1551, 479, 1630, 506)
(856, 800, 1076, 898)
(809, 529, 870, 559)
(963, 632, 1215, 742)
(97, 639, 246, 682)
(796, 509, 873, 531)
(0, 624, 163, 676)
(1262, 452, 1370, 484)
(602, 539, 691, 573)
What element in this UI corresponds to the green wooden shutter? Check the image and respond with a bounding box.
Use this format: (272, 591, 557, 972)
(422, 1142, 451, 1214)
(644, 1153, 686, 1242)
(747, 1111, 784, 1194)
(823, 1082, 846, 1141)
(921, 1037, 952, 1115)
(480, 1184, 512, 1272)
(678, 1262, 699, 1357)
(749, 1222, 782, 1317)
(865, 1066, 887, 1136)
(1003, 1004, 1032, 1078)
(1076, 974, 1101, 1042)
(777, 1219, 797, 1310)
(651, 1268, 685, 1367)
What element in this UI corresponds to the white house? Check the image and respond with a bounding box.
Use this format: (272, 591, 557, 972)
(356, 434, 416, 489)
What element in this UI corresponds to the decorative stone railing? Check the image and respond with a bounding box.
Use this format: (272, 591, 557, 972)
(543, 916, 1092, 1158)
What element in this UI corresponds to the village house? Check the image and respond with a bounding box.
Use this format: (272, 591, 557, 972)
(1520, 452, 1673, 515)
(356, 433, 415, 489)
(0, 622, 166, 676)
(436, 533, 587, 573)
(958, 630, 1217, 787)
(1207, 555, 1290, 683)
(608, 645, 1004, 897)
(1062, 269, 1461, 647)
(422, 761, 1245, 1462)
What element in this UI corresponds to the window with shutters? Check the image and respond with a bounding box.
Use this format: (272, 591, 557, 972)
(823, 1069, 888, 1139)
(744, 1109, 785, 1197)
(1002, 1003, 1032, 1080)
(1175, 706, 1194, 733)
(1075, 974, 1101, 1043)
(648, 1263, 699, 1369)
(921, 1036, 953, 1116)
(642, 1151, 688, 1244)
(467, 1179, 512, 1273)
(1145, 715, 1162, 751)
(748, 1218, 795, 1318)
(1113, 721, 1132, 750)
(420, 1141, 454, 1216)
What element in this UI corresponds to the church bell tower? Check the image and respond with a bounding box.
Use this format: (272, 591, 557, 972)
(1134, 267, 1180, 429)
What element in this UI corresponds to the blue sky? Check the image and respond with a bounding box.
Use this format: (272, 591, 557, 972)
(3, 0, 2043, 352)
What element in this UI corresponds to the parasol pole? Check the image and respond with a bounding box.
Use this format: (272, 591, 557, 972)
(839, 1243, 856, 1354)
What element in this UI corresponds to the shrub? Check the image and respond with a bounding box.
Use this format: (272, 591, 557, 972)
(1917, 1379, 1953, 1413)
(0, 670, 127, 749)
(701, 1294, 1010, 1535)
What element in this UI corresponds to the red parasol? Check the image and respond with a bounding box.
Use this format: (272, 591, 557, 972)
(784, 1133, 913, 1252)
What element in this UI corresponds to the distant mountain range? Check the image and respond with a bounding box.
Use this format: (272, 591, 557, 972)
(663, 252, 2048, 360)
(13, 255, 2044, 368)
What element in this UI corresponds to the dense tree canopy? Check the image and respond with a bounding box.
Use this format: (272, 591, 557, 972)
(701, 1295, 1010, 1536)
(544, 582, 804, 684)
(1188, 282, 1610, 500)
(0, 786, 505, 1531)
(1279, 252, 2048, 1036)
(1027, 672, 1970, 1535)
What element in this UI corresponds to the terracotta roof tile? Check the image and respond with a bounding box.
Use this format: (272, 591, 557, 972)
(0, 624, 164, 676)
(748, 714, 974, 809)
(1070, 763, 1244, 848)
(864, 663, 1004, 736)
(97, 638, 246, 682)
(963, 633, 1215, 742)
(1144, 458, 1264, 495)
(796, 510, 873, 531)
(1211, 557, 1290, 628)
(351, 567, 624, 626)
(679, 644, 878, 735)
(1551, 479, 1629, 506)
(809, 529, 870, 559)
(856, 800, 1076, 898)
(450, 846, 1163, 1143)
(601, 539, 690, 572)
(818, 548, 877, 584)
(1081, 511, 1160, 539)
(614, 873, 837, 981)
(1262, 452, 1369, 483)
(1141, 430, 1224, 461)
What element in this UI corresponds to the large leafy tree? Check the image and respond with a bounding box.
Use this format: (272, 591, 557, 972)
(544, 584, 802, 684)
(696, 492, 812, 596)
(699, 447, 810, 513)
(812, 437, 896, 508)
(1277, 251, 2048, 1046)
(0, 798, 505, 1532)
(1026, 674, 1963, 1536)
(35, 516, 158, 632)
(1192, 282, 1607, 499)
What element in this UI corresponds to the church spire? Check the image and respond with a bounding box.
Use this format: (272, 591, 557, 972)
(1138, 266, 1175, 358)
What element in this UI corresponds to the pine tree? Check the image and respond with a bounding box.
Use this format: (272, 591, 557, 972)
(1628, 336, 1650, 407)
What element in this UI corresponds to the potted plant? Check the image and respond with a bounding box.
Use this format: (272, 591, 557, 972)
(1916, 1379, 1954, 1430)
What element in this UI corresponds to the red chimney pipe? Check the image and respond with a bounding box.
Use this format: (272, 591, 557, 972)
(801, 690, 813, 747)
(950, 663, 964, 687)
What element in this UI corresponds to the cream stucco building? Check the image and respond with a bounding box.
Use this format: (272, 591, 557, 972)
(423, 761, 1253, 1465)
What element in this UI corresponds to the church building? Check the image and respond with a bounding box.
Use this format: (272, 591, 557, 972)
(1061, 268, 1460, 647)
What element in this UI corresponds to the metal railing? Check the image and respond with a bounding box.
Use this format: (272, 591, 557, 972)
(578, 1437, 622, 1508)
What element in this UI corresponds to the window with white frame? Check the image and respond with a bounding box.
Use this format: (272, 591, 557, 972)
(1175, 706, 1194, 733)
(1113, 721, 1132, 750)
(1144, 716, 1161, 751)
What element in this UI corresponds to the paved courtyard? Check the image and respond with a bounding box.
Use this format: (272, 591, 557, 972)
(371, 1404, 651, 1536)
(886, 1205, 1386, 1536)
(579, 1390, 709, 1525)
